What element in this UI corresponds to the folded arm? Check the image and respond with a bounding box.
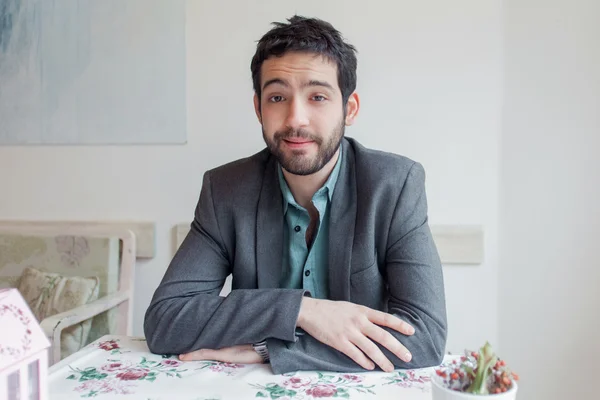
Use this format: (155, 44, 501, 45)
(267, 162, 448, 374)
(144, 171, 305, 355)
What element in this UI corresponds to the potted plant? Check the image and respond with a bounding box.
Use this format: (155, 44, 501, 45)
(431, 342, 519, 399)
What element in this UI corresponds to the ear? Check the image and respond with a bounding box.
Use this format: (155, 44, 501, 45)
(345, 92, 360, 126)
(253, 93, 262, 124)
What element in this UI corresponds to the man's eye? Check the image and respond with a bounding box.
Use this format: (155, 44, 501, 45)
(312, 95, 326, 102)
(269, 96, 285, 103)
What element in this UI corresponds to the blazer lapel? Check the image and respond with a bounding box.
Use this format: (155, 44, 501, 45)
(256, 155, 284, 288)
(328, 139, 357, 301)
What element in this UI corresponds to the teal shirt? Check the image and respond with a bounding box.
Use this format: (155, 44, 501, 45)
(277, 148, 343, 299)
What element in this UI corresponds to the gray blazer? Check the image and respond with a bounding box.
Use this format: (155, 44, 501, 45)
(144, 137, 447, 374)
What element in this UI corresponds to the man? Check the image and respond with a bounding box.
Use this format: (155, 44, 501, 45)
(144, 15, 447, 375)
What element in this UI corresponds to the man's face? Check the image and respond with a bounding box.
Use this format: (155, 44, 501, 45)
(255, 52, 348, 176)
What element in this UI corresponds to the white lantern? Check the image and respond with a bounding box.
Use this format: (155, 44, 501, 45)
(0, 288, 50, 400)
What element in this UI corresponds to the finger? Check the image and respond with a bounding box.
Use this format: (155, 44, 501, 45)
(180, 346, 261, 364)
(350, 333, 394, 373)
(179, 349, 210, 361)
(334, 340, 375, 371)
(364, 324, 412, 363)
(367, 310, 415, 335)
(195, 348, 231, 362)
(180, 347, 233, 362)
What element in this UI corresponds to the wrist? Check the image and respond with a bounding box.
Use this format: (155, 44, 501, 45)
(252, 340, 270, 363)
(297, 296, 314, 329)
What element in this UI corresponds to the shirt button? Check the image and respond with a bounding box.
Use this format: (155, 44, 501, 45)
(305, 270, 311, 277)
(294, 225, 301, 232)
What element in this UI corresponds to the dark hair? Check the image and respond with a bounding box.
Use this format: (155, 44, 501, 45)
(251, 15, 358, 106)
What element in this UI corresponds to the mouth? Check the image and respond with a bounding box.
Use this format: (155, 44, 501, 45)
(282, 139, 315, 149)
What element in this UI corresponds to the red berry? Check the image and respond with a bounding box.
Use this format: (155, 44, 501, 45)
(451, 373, 459, 380)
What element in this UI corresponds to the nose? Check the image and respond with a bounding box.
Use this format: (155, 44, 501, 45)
(284, 98, 309, 130)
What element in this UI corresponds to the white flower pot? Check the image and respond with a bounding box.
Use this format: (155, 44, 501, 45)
(431, 375, 518, 400)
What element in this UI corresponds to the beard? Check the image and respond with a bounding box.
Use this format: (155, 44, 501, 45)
(262, 118, 345, 176)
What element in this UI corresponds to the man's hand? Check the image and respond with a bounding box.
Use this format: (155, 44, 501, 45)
(297, 297, 414, 372)
(179, 344, 263, 364)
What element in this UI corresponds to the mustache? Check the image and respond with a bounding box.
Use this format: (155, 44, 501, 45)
(273, 128, 321, 143)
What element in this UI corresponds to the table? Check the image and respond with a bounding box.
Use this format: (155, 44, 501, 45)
(49, 335, 450, 399)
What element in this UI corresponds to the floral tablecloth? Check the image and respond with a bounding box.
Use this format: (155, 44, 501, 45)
(48, 335, 449, 399)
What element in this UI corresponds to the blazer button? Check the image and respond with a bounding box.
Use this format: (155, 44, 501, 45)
(294, 225, 301, 232)
(305, 270, 311, 277)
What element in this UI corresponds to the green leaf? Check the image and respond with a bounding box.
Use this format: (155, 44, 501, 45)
(467, 342, 497, 395)
(66, 374, 76, 380)
(256, 392, 267, 398)
(270, 388, 296, 399)
(88, 373, 107, 380)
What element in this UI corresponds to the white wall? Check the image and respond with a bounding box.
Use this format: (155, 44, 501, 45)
(0, 0, 502, 358)
(500, 1, 600, 399)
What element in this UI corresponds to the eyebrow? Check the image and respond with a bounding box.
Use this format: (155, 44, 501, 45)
(303, 80, 335, 90)
(262, 78, 335, 91)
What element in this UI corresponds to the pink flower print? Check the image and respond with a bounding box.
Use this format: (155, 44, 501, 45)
(209, 364, 224, 373)
(98, 340, 120, 351)
(116, 368, 149, 381)
(161, 359, 181, 367)
(100, 362, 128, 373)
(341, 374, 364, 383)
(405, 370, 430, 384)
(283, 377, 313, 389)
(306, 383, 338, 398)
(221, 362, 243, 369)
(74, 377, 136, 395)
(55, 236, 90, 267)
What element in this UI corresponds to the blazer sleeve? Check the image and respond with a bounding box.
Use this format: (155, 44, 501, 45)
(144, 171, 307, 355)
(266, 162, 448, 374)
